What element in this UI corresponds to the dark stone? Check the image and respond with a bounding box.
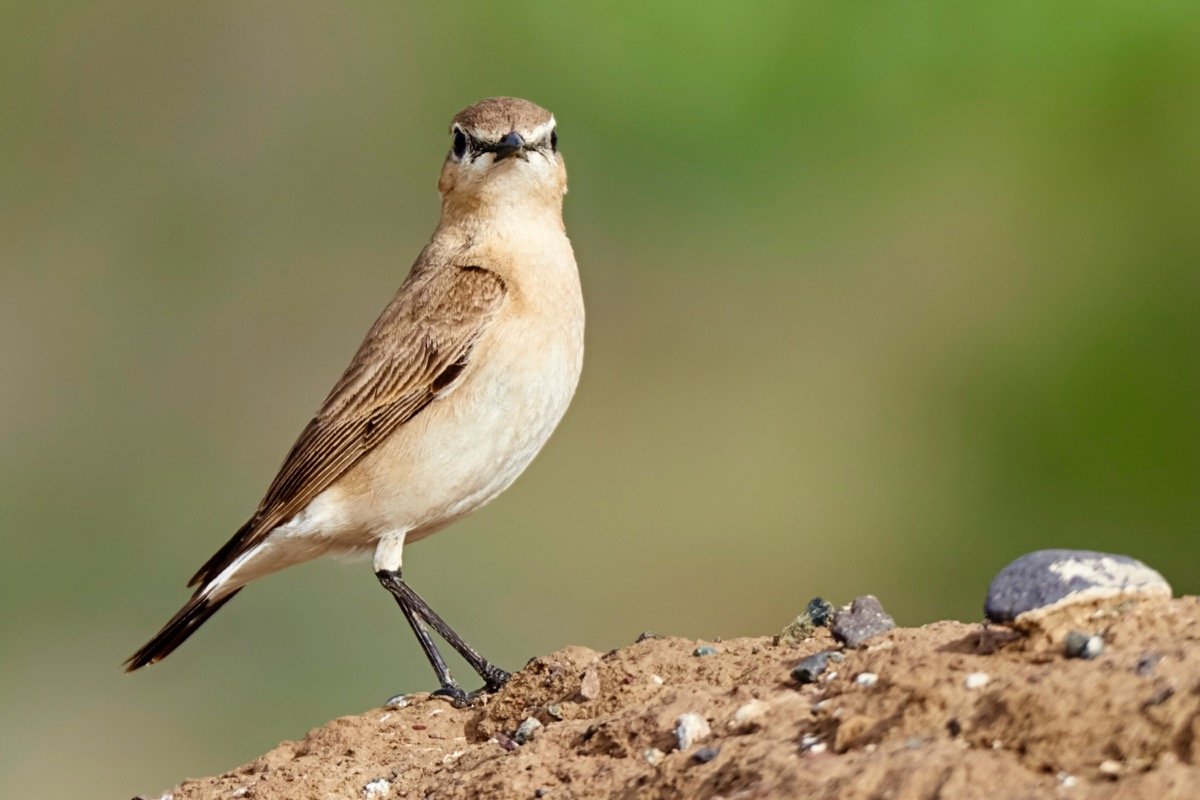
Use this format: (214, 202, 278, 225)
(791, 650, 842, 684)
(831, 595, 896, 648)
(807, 597, 833, 627)
(984, 550, 1170, 623)
(692, 746, 720, 763)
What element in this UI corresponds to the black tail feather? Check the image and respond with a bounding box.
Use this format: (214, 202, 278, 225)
(124, 588, 241, 671)
(188, 518, 255, 588)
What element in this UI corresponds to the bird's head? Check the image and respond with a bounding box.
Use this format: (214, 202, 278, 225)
(438, 97, 566, 214)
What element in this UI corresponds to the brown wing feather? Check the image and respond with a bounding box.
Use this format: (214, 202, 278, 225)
(187, 263, 507, 588)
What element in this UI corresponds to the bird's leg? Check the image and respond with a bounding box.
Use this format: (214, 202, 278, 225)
(376, 570, 469, 705)
(375, 569, 511, 695)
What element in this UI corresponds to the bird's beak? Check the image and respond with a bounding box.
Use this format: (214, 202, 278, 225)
(493, 131, 526, 161)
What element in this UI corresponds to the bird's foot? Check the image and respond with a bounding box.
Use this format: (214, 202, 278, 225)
(431, 683, 473, 708)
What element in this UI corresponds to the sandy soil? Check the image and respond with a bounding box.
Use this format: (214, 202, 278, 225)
(148, 596, 1200, 799)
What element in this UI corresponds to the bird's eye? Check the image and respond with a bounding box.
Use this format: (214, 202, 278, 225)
(452, 128, 468, 159)
(550, 128, 558, 152)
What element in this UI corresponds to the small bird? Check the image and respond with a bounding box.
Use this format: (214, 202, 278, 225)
(126, 97, 584, 704)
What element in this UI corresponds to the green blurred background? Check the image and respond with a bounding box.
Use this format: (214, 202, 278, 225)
(3, 2, 1199, 796)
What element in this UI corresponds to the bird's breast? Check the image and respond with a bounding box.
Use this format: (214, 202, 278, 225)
(352, 249, 583, 541)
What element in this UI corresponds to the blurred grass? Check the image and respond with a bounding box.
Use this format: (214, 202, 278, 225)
(2, 1, 1199, 796)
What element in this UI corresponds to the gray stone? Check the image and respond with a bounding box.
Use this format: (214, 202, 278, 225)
(984, 550, 1170, 624)
(514, 716, 542, 744)
(790, 650, 842, 684)
(831, 595, 896, 648)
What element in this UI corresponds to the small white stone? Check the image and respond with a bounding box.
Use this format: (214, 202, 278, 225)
(1057, 772, 1078, 788)
(231, 788, 250, 799)
(800, 733, 822, 749)
(675, 713, 711, 750)
(855, 672, 879, 687)
(732, 699, 768, 726)
(808, 742, 827, 754)
(965, 672, 990, 689)
(651, 674, 664, 685)
(1099, 760, 1122, 775)
(362, 778, 391, 799)
(644, 747, 666, 766)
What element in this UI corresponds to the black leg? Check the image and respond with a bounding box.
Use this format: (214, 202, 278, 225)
(391, 582, 469, 705)
(376, 570, 511, 698)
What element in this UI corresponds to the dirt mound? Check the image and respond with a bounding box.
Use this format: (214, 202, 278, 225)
(150, 597, 1200, 799)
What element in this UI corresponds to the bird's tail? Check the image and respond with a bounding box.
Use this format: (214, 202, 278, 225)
(124, 588, 242, 671)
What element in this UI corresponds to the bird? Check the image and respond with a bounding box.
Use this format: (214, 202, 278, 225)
(125, 96, 585, 705)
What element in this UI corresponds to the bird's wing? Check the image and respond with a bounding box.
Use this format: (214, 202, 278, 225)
(188, 263, 507, 588)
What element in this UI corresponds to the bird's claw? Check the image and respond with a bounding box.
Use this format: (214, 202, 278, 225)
(431, 684, 473, 707)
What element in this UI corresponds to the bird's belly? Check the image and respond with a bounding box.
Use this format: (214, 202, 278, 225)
(347, 331, 581, 543)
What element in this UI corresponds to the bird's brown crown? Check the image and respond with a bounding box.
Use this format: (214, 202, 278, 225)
(451, 97, 554, 139)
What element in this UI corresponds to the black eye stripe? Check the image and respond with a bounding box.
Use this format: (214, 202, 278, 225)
(453, 129, 557, 161)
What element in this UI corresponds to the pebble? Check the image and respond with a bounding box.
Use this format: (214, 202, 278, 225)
(693, 645, 718, 657)
(651, 674, 665, 685)
(545, 703, 563, 720)
(1099, 759, 1122, 776)
(800, 733, 827, 754)
(965, 672, 990, 690)
(675, 713, 711, 750)
(514, 717, 542, 744)
(807, 597, 834, 627)
(635, 631, 663, 643)
(831, 596, 896, 648)
(578, 667, 601, 700)
(535, 789, 550, 798)
(643, 747, 666, 766)
(692, 746, 720, 763)
(1063, 631, 1104, 660)
(855, 672, 879, 688)
(791, 650, 843, 684)
(984, 549, 1170, 624)
(384, 694, 411, 710)
(361, 778, 391, 799)
(732, 699, 768, 727)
